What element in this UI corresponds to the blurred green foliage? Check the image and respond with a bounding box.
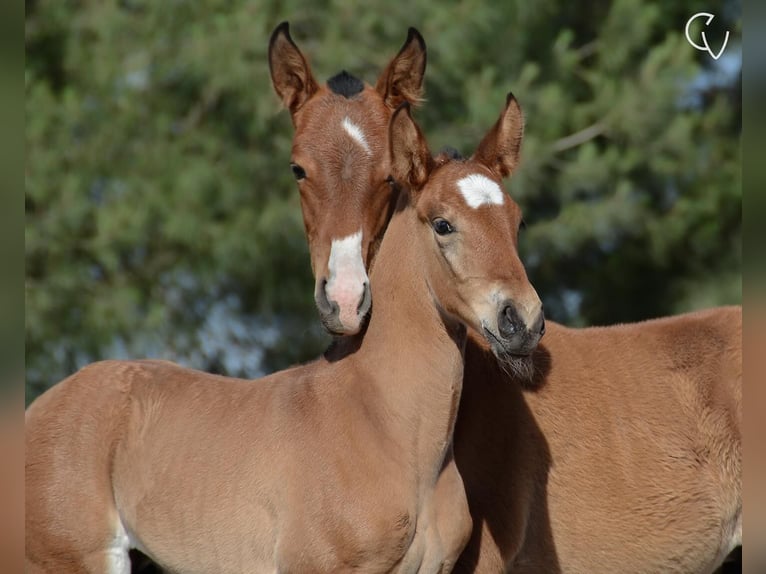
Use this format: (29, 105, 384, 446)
(25, 0, 741, 402)
(1, 1, 24, 397)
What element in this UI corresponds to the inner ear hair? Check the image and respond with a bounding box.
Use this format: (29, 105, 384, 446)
(389, 103, 433, 190)
(375, 27, 427, 110)
(268, 22, 319, 114)
(472, 91, 524, 178)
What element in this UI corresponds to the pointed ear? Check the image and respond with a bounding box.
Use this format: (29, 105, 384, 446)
(269, 22, 319, 115)
(389, 103, 433, 190)
(375, 28, 427, 109)
(472, 92, 525, 178)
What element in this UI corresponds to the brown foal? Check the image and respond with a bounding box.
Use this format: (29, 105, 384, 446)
(271, 26, 742, 574)
(25, 100, 544, 572)
(269, 22, 426, 336)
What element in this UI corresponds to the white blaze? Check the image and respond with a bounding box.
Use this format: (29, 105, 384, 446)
(342, 117, 372, 154)
(326, 230, 368, 329)
(456, 174, 505, 208)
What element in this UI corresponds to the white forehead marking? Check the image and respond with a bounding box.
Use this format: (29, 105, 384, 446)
(342, 117, 371, 154)
(456, 174, 505, 209)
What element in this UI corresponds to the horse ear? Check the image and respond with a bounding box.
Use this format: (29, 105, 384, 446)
(389, 103, 432, 190)
(269, 22, 319, 115)
(472, 92, 524, 178)
(376, 28, 427, 110)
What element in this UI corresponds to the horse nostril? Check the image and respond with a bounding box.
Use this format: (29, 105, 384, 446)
(357, 281, 371, 316)
(315, 278, 333, 314)
(539, 315, 546, 336)
(499, 305, 519, 337)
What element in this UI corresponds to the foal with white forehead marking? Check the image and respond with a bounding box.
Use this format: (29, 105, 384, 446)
(456, 174, 506, 208)
(282, 79, 741, 571)
(24, 101, 544, 574)
(269, 22, 427, 336)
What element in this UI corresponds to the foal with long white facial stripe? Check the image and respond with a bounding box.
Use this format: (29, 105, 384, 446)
(269, 23, 427, 335)
(24, 97, 545, 574)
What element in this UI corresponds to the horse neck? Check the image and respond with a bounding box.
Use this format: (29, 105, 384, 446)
(351, 198, 466, 473)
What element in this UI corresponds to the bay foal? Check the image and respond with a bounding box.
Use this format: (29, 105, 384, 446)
(272, 28, 742, 573)
(269, 22, 426, 336)
(25, 103, 545, 572)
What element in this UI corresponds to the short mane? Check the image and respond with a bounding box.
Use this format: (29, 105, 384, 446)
(437, 146, 464, 161)
(327, 71, 365, 98)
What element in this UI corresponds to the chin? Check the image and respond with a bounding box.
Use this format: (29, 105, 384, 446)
(483, 326, 537, 382)
(496, 352, 536, 382)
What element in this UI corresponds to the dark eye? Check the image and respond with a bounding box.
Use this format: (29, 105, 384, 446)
(519, 218, 527, 231)
(290, 163, 306, 180)
(432, 218, 455, 236)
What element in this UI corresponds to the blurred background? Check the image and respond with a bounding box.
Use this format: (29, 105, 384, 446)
(25, 0, 741, 402)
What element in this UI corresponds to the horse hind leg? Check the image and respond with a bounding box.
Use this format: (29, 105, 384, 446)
(25, 516, 132, 574)
(81, 519, 134, 574)
(103, 520, 132, 574)
(26, 363, 138, 572)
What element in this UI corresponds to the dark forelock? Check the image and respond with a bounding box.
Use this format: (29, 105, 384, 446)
(327, 71, 365, 98)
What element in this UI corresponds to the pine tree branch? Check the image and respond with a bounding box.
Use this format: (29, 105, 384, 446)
(551, 122, 607, 153)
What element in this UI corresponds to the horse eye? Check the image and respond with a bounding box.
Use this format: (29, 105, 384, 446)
(432, 218, 455, 236)
(290, 163, 306, 180)
(519, 218, 527, 232)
